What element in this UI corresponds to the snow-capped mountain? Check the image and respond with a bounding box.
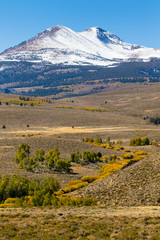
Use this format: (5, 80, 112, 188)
(0, 25, 160, 66)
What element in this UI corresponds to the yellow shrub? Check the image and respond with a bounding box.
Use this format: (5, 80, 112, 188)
(132, 157, 144, 161)
(81, 176, 98, 183)
(62, 182, 89, 193)
(54, 190, 64, 196)
(22, 196, 34, 207)
(57, 195, 97, 206)
(92, 142, 101, 147)
(98, 158, 139, 180)
(102, 155, 109, 163)
(133, 150, 148, 156)
(99, 161, 126, 176)
(110, 154, 118, 160)
(114, 145, 124, 151)
(67, 180, 83, 187)
(3, 198, 21, 207)
(121, 153, 133, 159)
(53, 106, 111, 112)
(106, 145, 114, 150)
(4, 198, 19, 204)
(114, 146, 121, 151)
(98, 144, 107, 148)
(84, 138, 128, 153)
(54, 106, 74, 109)
(0, 203, 15, 208)
(4, 197, 34, 207)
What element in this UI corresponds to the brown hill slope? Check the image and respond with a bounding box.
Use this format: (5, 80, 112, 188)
(70, 155, 160, 206)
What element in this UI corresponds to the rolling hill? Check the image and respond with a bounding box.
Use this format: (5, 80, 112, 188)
(70, 155, 160, 206)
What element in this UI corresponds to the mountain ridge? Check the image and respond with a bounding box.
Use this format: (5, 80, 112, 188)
(1, 25, 160, 66)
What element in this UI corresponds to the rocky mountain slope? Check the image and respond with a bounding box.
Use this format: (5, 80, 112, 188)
(0, 25, 160, 66)
(70, 155, 160, 206)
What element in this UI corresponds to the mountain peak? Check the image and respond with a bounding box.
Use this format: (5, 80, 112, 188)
(84, 26, 109, 35)
(46, 25, 70, 33)
(46, 25, 64, 31)
(85, 26, 114, 35)
(82, 26, 122, 45)
(36, 25, 72, 39)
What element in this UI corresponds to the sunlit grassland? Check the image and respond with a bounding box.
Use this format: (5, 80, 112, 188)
(0, 212, 160, 239)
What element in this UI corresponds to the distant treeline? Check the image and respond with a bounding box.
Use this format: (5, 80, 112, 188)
(1, 59, 160, 96)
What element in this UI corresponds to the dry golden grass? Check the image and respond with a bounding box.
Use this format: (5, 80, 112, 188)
(0, 206, 160, 239)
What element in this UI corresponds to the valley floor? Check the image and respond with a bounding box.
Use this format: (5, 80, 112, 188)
(0, 84, 160, 238)
(1, 206, 160, 218)
(0, 206, 160, 239)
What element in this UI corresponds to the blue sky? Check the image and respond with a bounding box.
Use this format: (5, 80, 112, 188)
(0, 0, 159, 52)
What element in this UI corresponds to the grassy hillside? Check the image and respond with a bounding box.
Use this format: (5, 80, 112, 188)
(69, 155, 160, 206)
